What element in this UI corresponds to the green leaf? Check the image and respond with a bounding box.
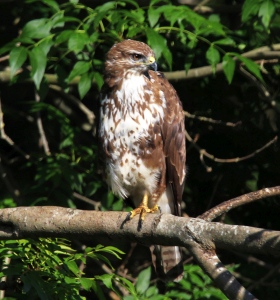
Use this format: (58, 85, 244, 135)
(55, 30, 75, 44)
(117, 276, 137, 296)
(78, 73, 92, 99)
(68, 61, 90, 82)
(222, 54, 235, 84)
(258, 0, 275, 28)
(148, 7, 160, 27)
(9, 46, 28, 78)
(135, 267, 151, 295)
(235, 54, 263, 82)
(93, 72, 104, 91)
(65, 260, 80, 276)
(29, 46, 47, 90)
(21, 19, 51, 39)
(91, 280, 107, 300)
(241, 0, 260, 22)
(206, 46, 220, 72)
(41, 0, 60, 12)
(213, 38, 236, 46)
(80, 278, 93, 291)
(146, 28, 172, 69)
(38, 38, 53, 56)
(68, 31, 89, 53)
(189, 273, 204, 287)
(96, 274, 113, 289)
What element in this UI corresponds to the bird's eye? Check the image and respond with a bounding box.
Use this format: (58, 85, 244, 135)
(132, 53, 142, 61)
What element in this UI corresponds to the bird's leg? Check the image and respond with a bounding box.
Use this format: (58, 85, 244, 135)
(125, 192, 159, 231)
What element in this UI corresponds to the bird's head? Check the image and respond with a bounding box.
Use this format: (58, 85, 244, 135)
(104, 40, 157, 84)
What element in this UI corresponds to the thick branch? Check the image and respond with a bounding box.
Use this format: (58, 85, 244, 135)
(0, 207, 279, 257)
(1, 206, 279, 299)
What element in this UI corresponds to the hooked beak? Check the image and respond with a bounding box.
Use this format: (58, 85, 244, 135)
(147, 56, 157, 71)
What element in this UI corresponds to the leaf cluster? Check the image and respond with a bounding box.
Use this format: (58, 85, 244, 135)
(0, 238, 130, 299)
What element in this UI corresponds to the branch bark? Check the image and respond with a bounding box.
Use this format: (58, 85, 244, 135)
(1, 206, 280, 299)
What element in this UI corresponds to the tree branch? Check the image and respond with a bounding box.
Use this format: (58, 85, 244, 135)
(200, 186, 280, 221)
(0, 206, 279, 255)
(2, 206, 279, 299)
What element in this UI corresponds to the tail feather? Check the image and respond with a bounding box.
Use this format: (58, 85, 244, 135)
(150, 245, 183, 282)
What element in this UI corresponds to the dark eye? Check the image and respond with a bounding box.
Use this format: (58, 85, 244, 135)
(132, 53, 142, 61)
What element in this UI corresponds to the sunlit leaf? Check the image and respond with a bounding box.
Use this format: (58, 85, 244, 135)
(241, 0, 260, 22)
(80, 278, 93, 291)
(258, 0, 275, 28)
(148, 7, 160, 27)
(68, 31, 89, 53)
(67, 61, 90, 82)
(146, 28, 172, 69)
(21, 18, 51, 39)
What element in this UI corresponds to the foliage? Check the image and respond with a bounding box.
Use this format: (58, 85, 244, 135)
(0, 238, 133, 299)
(0, 0, 280, 299)
(124, 265, 227, 300)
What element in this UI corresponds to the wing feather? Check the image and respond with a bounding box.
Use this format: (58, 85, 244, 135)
(151, 71, 186, 216)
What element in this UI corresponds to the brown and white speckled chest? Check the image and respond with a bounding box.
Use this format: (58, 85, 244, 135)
(99, 70, 166, 204)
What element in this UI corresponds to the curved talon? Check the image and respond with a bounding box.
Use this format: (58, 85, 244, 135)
(123, 194, 159, 230)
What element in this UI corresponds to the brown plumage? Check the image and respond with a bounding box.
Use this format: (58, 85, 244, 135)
(99, 40, 186, 281)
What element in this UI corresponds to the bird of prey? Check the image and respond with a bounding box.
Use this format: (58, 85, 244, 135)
(99, 39, 186, 281)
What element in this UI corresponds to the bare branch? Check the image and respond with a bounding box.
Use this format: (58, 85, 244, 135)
(49, 85, 95, 132)
(35, 90, 51, 156)
(185, 128, 277, 171)
(0, 157, 21, 203)
(199, 186, 280, 221)
(184, 110, 241, 127)
(188, 244, 257, 300)
(72, 192, 100, 210)
(0, 96, 30, 159)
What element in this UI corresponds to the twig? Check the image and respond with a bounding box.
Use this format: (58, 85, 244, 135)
(199, 186, 280, 221)
(185, 129, 277, 171)
(0, 156, 21, 203)
(0, 55, 9, 63)
(230, 251, 274, 270)
(247, 262, 280, 292)
(117, 242, 137, 274)
(0, 96, 30, 159)
(94, 259, 130, 297)
(73, 192, 100, 210)
(184, 110, 241, 127)
(35, 91, 51, 156)
(49, 85, 95, 132)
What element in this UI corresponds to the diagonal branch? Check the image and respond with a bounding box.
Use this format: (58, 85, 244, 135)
(199, 186, 280, 221)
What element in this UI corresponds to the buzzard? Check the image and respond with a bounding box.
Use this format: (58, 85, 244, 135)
(99, 40, 186, 282)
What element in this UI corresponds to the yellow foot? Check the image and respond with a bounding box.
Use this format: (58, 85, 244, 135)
(124, 194, 159, 231)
